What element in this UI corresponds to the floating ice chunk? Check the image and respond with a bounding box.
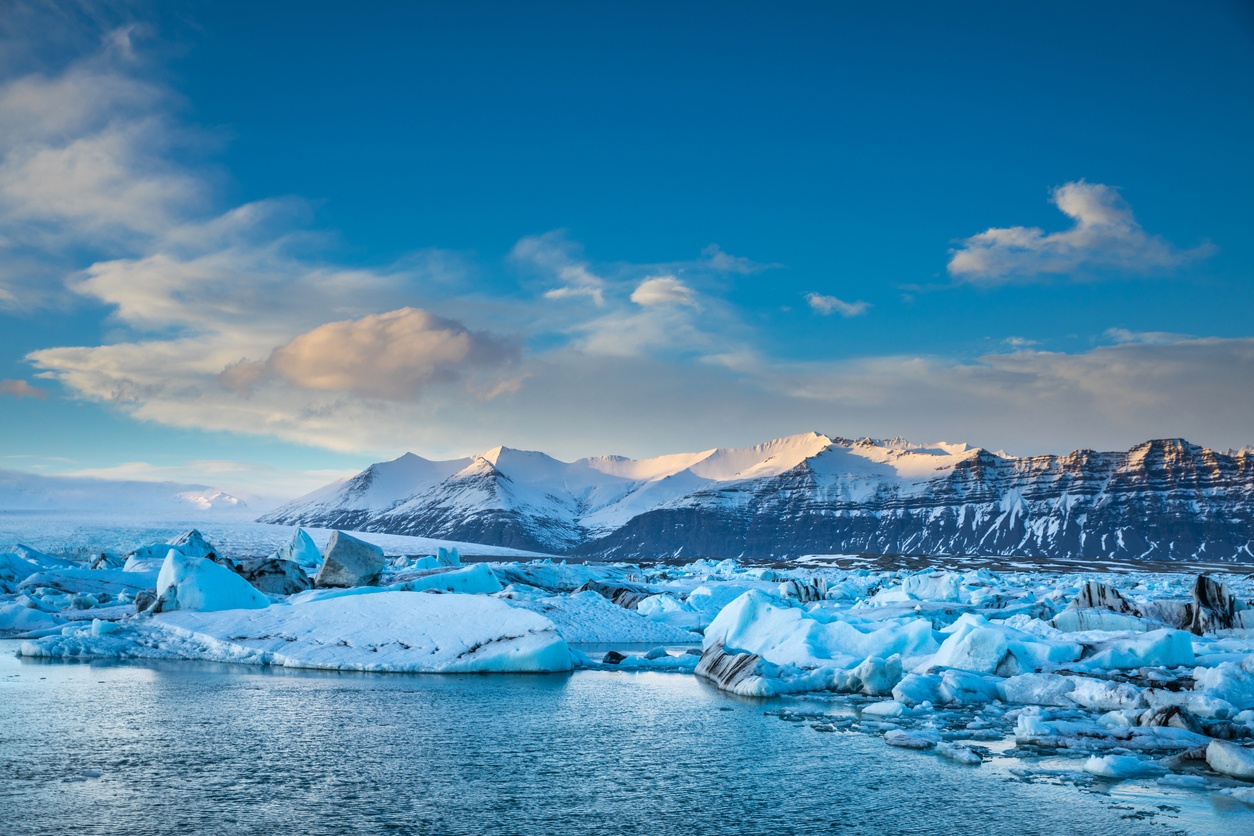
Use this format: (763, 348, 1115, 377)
(704, 590, 938, 674)
(637, 593, 691, 617)
(853, 655, 903, 696)
(1013, 708, 1055, 740)
(392, 564, 502, 595)
(124, 544, 175, 573)
(17, 567, 156, 601)
(1077, 629, 1195, 671)
(884, 729, 933, 749)
(863, 700, 907, 717)
(618, 652, 700, 673)
(155, 550, 269, 613)
(1068, 676, 1145, 711)
(1219, 787, 1254, 806)
(495, 561, 600, 593)
(892, 673, 942, 707)
(902, 571, 962, 603)
(931, 616, 1008, 674)
(686, 584, 762, 618)
(170, 530, 219, 560)
(1145, 689, 1238, 721)
(23, 592, 572, 673)
(1083, 754, 1167, 779)
(269, 529, 322, 570)
(11, 544, 77, 569)
(1052, 609, 1160, 633)
(1157, 774, 1208, 789)
(1194, 658, 1254, 711)
(936, 742, 982, 765)
(0, 553, 44, 588)
(937, 669, 1000, 704)
(1000, 671, 1076, 707)
(0, 602, 66, 635)
(510, 590, 698, 645)
(154, 592, 571, 672)
(1206, 740, 1254, 780)
(436, 546, 461, 567)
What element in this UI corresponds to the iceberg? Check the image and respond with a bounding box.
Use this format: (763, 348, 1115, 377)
(155, 550, 270, 613)
(22, 592, 573, 674)
(268, 528, 322, 570)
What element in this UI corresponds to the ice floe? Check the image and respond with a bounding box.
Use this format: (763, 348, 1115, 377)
(6, 525, 1254, 793)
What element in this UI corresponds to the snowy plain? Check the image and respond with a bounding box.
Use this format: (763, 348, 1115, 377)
(4, 514, 1254, 830)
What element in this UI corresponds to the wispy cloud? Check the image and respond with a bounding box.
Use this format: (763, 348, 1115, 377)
(806, 292, 870, 317)
(0, 378, 46, 398)
(5, 28, 1249, 461)
(1103, 327, 1193, 345)
(513, 231, 607, 306)
(948, 181, 1212, 284)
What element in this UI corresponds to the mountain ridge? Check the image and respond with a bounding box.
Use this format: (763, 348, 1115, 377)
(259, 434, 1254, 562)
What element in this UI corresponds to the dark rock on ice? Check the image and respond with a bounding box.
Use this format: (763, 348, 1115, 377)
(134, 589, 157, 613)
(1203, 721, 1253, 741)
(89, 552, 124, 570)
(574, 579, 651, 610)
(313, 531, 385, 588)
(1139, 705, 1203, 734)
(1072, 581, 1140, 615)
(602, 650, 626, 665)
(1184, 575, 1243, 635)
(209, 553, 242, 572)
(694, 642, 762, 692)
(233, 558, 312, 596)
(779, 577, 828, 603)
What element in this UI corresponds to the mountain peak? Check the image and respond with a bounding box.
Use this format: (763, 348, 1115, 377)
(260, 436, 1252, 563)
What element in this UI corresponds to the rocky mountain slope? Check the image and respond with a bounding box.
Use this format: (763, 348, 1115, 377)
(259, 434, 1254, 562)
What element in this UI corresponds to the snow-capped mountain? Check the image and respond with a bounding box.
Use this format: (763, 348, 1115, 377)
(259, 434, 1254, 562)
(0, 469, 250, 515)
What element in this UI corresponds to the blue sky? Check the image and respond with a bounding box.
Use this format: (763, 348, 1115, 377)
(1, 1, 1252, 502)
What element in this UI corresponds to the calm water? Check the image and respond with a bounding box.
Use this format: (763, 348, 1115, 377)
(0, 640, 1244, 835)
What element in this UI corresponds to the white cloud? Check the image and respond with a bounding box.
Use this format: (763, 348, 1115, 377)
(5, 31, 1250, 464)
(948, 181, 1212, 284)
(237, 307, 517, 401)
(631, 276, 696, 307)
(806, 292, 870, 317)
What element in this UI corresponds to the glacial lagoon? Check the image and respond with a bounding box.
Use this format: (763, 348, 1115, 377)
(3, 642, 1251, 835)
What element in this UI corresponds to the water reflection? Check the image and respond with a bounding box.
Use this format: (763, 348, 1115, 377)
(0, 642, 1238, 835)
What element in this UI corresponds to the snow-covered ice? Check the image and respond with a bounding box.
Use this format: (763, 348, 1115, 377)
(25, 592, 572, 673)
